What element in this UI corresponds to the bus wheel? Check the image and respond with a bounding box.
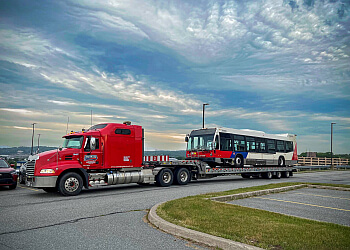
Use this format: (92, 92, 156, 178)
(263, 172, 272, 179)
(241, 174, 250, 179)
(234, 155, 244, 168)
(174, 168, 190, 185)
(281, 171, 290, 178)
(278, 156, 285, 167)
(58, 172, 83, 196)
(155, 168, 173, 187)
(273, 171, 281, 179)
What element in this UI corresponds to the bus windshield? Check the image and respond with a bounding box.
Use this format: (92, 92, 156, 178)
(187, 133, 215, 151)
(63, 136, 84, 149)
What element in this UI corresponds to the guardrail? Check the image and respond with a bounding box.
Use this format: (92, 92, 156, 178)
(297, 157, 349, 166)
(295, 165, 350, 171)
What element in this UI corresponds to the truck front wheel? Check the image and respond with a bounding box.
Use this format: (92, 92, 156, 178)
(155, 168, 173, 187)
(174, 168, 190, 185)
(58, 172, 83, 196)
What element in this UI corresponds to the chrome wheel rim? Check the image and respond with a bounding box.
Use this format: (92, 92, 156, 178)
(64, 177, 79, 193)
(162, 172, 171, 184)
(180, 171, 188, 182)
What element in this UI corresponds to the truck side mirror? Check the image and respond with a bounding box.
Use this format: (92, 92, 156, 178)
(90, 137, 96, 151)
(185, 135, 189, 142)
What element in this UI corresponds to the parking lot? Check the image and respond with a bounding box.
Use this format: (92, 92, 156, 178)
(229, 187, 350, 226)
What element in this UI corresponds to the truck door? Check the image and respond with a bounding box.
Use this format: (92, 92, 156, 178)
(82, 136, 102, 169)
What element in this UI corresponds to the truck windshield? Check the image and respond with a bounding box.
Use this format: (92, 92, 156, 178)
(63, 136, 84, 149)
(187, 133, 215, 151)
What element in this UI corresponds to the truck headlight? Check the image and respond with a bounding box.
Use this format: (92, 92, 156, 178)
(40, 169, 56, 174)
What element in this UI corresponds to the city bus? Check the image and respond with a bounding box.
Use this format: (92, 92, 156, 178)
(185, 127, 298, 168)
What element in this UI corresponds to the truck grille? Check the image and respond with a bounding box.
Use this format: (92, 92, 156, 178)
(26, 161, 35, 177)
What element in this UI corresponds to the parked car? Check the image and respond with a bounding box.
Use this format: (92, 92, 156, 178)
(0, 158, 18, 190)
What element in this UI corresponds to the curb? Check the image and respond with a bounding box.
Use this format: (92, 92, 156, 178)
(210, 184, 307, 202)
(148, 202, 262, 250)
(148, 184, 349, 249)
(210, 184, 350, 202)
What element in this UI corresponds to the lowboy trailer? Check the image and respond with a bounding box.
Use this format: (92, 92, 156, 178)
(26, 122, 296, 196)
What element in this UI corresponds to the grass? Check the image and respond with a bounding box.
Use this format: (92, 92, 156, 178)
(157, 183, 350, 250)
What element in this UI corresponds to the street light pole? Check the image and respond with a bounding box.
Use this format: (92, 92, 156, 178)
(31, 123, 37, 155)
(202, 103, 209, 129)
(37, 134, 41, 154)
(331, 122, 336, 169)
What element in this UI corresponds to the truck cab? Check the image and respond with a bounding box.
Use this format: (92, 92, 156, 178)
(26, 123, 145, 195)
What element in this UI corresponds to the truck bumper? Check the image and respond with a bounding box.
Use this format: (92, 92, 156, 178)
(26, 176, 58, 188)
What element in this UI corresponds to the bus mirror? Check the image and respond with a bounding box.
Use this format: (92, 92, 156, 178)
(90, 137, 96, 151)
(185, 136, 189, 142)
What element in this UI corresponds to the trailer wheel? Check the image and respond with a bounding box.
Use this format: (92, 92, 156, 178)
(58, 172, 83, 196)
(263, 172, 272, 179)
(234, 155, 244, 168)
(278, 156, 285, 167)
(155, 168, 173, 187)
(241, 174, 250, 179)
(174, 168, 190, 185)
(273, 171, 281, 179)
(281, 171, 290, 178)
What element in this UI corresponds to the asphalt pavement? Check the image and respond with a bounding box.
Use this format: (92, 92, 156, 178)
(228, 187, 350, 226)
(0, 171, 349, 250)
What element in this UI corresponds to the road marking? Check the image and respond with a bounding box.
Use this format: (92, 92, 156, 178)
(20, 186, 39, 192)
(253, 197, 350, 212)
(294, 192, 350, 201)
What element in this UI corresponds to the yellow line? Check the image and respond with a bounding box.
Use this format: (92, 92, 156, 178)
(294, 192, 350, 201)
(253, 197, 350, 212)
(20, 186, 39, 192)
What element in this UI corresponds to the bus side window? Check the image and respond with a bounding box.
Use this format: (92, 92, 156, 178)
(246, 137, 256, 152)
(256, 138, 266, 153)
(286, 141, 293, 152)
(220, 133, 232, 151)
(267, 139, 276, 153)
(234, 135, 246, 152)
(276, 140, 285, 152)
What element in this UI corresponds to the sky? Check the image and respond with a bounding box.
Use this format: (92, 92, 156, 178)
(0, 0, 349, 153)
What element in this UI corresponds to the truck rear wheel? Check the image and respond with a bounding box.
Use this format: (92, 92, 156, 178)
(155, 168, 173, 187)
(58, 172, 83, 196)
(174, 168, 190, 185)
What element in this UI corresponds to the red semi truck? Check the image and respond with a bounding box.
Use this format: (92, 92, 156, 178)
(26, 122, 297, 196)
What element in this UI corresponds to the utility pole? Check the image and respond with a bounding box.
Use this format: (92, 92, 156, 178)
(331, 122, 336, 169)
(30, 123, 37, 155)
(202, 103, 209, 129)
(91, 110, 93, 127)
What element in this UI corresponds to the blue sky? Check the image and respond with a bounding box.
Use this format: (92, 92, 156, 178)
(0, 0, 349, 153)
